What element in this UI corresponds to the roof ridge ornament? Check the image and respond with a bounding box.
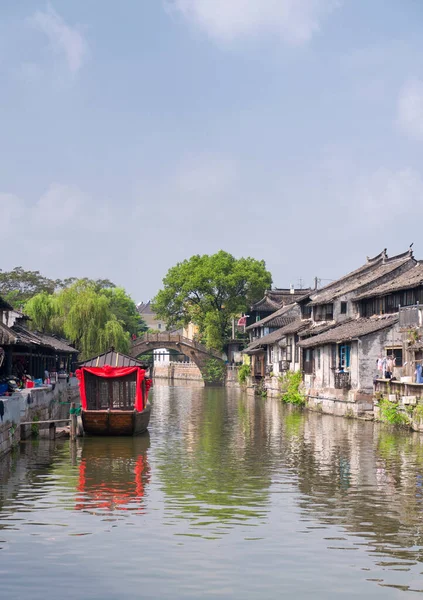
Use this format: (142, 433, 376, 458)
(366, 248, 387, 263)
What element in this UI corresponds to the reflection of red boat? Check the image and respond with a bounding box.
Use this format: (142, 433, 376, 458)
(76, 350, 152, 436)
(75, 436, 151, 512)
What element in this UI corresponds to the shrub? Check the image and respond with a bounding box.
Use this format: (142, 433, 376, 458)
(202, 358, 226, 385)
(279, 371, 305, 406)
(378, 397, 409, 426)
(413, 404, 423, 422)
(237, 364, 250, 384)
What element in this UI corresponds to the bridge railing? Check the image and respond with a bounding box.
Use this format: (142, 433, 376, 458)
(133, 332, 223, 360)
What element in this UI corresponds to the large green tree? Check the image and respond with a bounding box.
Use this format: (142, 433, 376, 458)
(152, 251, 272, 350)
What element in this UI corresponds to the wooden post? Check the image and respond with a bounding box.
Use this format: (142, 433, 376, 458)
(70, 402, 77, 442)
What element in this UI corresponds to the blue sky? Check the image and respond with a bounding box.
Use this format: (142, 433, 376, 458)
(1, 1, 423, 302)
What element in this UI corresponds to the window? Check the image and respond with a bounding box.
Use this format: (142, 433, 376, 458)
(301, 304, 312, 318)
(158, 323, 162, 329)
(338, 344, 351, 370)
(386, 348, 403, 367)
(340, 302, 347, 315)
(314, 303, 334, 321)
(303, 348, 313, 374)
(316, 348, 321, 369)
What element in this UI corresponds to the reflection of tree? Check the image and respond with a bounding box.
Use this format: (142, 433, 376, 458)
(74, 436, 151, 513)
(156, 388, 274, 529)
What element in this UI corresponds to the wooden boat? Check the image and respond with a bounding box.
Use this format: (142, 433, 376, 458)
(76, 350, 152, 436)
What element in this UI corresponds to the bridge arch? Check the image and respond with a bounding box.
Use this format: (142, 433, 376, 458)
(130, 333, 225, 385)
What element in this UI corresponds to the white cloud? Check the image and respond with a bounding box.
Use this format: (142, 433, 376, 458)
(34, 183, 87, 227)
(31, 4, 87, 73)
(166, 0, 339, 45)
(1, 184, 113, 250)
(398, 78, 423, 140)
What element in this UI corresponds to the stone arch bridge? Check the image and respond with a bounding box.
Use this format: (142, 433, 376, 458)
(130, 332, 225, 384)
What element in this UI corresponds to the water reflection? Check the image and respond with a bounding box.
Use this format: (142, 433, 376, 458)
(2, 385, 423, 596)
(154, 387, 273, 530)
(74, 436, 150, 513)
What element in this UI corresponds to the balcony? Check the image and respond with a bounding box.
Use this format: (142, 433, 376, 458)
(334, 371, 351, 390)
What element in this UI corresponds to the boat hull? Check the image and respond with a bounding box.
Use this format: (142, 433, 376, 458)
(82, 404, 151, 436)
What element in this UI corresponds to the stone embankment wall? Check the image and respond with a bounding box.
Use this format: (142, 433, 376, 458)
(0, 397, 21, 458)
(0, 378, 80, 459)
(153, 363, 203, 383)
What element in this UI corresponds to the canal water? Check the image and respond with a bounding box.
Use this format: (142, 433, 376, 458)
(1, 384, 423, 598)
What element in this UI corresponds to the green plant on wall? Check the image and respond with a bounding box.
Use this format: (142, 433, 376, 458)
(202, 358, 226, 385)
(377, 397, 409, 426)
(279, 371, 305, 406)
(407, 328, 419, 344)
(237, 364, 250, 384)
(413, 404, 423, 422)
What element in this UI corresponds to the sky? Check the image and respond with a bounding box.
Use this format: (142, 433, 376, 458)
(1, 0, 423, 303)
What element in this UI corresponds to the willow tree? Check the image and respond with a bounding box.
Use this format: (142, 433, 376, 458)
(25, 280, 135, 359)
(25, 292, 57, 333)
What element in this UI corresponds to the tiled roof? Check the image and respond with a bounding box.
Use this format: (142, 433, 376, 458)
(298, 315, 398, 348)
(11, 324, 44, 346)
(8, 324, 77, 354)
(34, 332, 77, 354)
(276, 319, 312, 336)
(243, 329, 284, 353)
(298, 321, 337, 338)
(0, 322, 17, 345)
(246, 303, 299, 331)
(308, 249, 414, 306)
(251, 288, 311, 311)
(354, 262, 423, 300)
(251, 296, 282, 312)
(243, 317, 311, 353)
(137, 301, 154, 315)
(79, 350, 146, 368)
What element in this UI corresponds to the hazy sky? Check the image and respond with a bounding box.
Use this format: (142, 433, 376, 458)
(2, 1, 423, 302)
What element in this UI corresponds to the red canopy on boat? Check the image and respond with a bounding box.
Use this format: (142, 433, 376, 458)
(76, 365, 146, 411)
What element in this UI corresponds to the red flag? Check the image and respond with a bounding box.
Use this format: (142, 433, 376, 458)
(237, 316, 247, 326)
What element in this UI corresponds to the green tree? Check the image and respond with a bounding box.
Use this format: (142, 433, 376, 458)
(25, 292, 57, 333)
(152, 251, 272, 350)
(101, 287, 147, 336)
(0, 267, 56, 306)
(25, 279, 146, 360)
